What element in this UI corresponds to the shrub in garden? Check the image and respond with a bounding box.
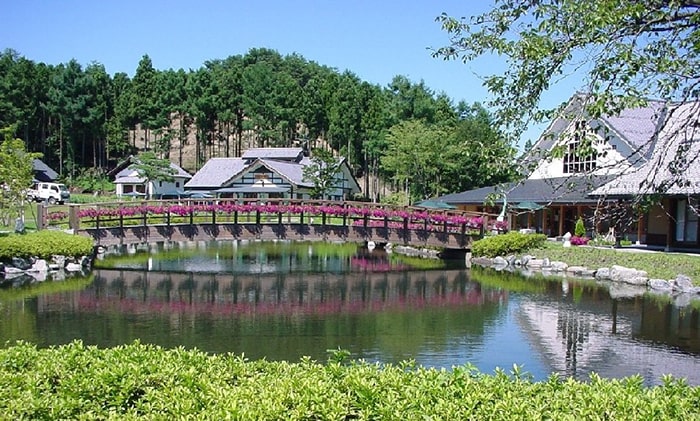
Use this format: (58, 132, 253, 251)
(472, 232, 546, 258)
(570, 235, 590, 246)
(0, 230, 94, 260)
(575, 217, 586, 237)
(0, 341, 696, 419)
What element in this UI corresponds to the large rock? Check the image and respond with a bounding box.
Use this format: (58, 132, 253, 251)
(672, 275, 694, 292)
(609, 265, 648, 286)
(526, 258, 545, 268)
(11, 257, 32, 270)
(648, 279, 673, 292)
(550, 261, 568, 272)
(595, 267, 611, 280)
(27, 259, 48, 273)
(493, 256, 509, 267)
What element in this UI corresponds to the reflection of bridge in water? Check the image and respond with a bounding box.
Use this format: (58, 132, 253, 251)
(85, 269, 506, 314)
(59, 200, 496, 250)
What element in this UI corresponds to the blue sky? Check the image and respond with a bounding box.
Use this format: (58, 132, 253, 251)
(2, 0, 576, 146)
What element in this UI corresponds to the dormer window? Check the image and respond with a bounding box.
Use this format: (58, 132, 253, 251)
(563, 121, 598, 174)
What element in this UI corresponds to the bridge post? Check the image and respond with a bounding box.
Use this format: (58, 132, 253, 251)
(67, 204, 78, 232)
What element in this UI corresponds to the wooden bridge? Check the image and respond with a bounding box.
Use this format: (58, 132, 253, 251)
(50, 199, 496, 250)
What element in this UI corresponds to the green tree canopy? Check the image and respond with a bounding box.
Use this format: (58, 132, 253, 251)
(302, 148, 341, 200)
(0, 127, 42, 225)
(434, 1, 700, 141)
(131, 151, 176, 199)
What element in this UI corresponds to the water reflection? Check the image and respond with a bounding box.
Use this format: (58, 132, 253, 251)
(0, 241, 698, 386)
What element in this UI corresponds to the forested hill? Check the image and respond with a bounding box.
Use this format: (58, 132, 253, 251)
(0, 47, 516, 202)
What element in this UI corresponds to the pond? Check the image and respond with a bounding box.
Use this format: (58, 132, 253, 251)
(1, 240, 699, 386)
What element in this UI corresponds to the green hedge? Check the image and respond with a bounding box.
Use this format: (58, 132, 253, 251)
(0, 230, 94, 260)
(472, 232, 547, 258)
(0, 341, 696, 419)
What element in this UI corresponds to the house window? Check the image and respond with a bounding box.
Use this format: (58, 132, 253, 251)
(676, 198, 699, 243)
(176, 182, 180, 188)
(159, 181, 162, 187)
(563, 121, 597, 174)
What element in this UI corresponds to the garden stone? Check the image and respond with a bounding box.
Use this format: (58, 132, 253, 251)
(672, 275, 694, 292)
(527, 258, 544, 268)
(595, 267, 611, 280)
(566, 266, 587, 276)
(648, 279, 673, 292)
(609, 265, 648, 285)
(493, 256, 508, 267)
(65, 263, 82, 272)
(520, 255, 532, 266)
(542, 257, 551, 268)
(0, 262, 4, 278)
(506, 255, 517, 266)
(28, 259, 48, 273)
(52, 255, 67, 268)
(472, 257, 493, 267)
(550, 261, 568, 272)
(11, 257, 32, 270)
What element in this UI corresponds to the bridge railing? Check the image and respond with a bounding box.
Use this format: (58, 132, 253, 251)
(56, 199, 496, 238)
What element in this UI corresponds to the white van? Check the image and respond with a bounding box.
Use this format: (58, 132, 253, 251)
(27, 182, 71, 204)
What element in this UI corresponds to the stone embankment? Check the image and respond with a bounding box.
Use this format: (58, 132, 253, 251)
(472, 254, 700, 307)
(0, 254, 93, 285)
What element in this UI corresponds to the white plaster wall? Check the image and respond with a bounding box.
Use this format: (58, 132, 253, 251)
(528, 131, 631, 180)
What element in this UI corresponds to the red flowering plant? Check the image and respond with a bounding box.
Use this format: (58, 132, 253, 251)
(75, 201, 488, 234)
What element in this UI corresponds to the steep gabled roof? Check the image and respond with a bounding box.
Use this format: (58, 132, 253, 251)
(111, 156, 192, 182)
(592, 101, 700, 197)
(259, 158, 313, 187)
(184, 158, 248, 189)
(522, 95, 667, 170)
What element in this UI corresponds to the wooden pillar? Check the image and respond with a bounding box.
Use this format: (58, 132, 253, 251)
(636, 214, 644, 245)
(666, 198, 674, 252)
(558, 205, 565, 236)
(542, 209, 548, 236)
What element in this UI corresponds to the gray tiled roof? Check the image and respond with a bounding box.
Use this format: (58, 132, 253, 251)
(593, 101, 700, 196)
(599, 100, 666, 158)
(241, 147, 303, 161)
(185, 158, 248, 188)
(115, 162, 192, 184)
(439, 176, 616, 206)
(32, 159, 58, 182)
(260, 159, 314, 187)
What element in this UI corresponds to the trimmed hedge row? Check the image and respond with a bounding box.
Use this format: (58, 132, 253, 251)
(0, 341, 697, 419)
(472, 232, 547, 258)
(0, 230, 94, 260)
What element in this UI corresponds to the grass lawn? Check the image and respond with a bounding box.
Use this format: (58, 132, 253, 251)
(527, 241, 700, 283)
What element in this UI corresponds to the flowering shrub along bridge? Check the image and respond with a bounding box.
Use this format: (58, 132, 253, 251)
(50, 199, 497, 250)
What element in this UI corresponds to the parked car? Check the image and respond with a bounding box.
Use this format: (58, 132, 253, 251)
(27, 182, 70, 204)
